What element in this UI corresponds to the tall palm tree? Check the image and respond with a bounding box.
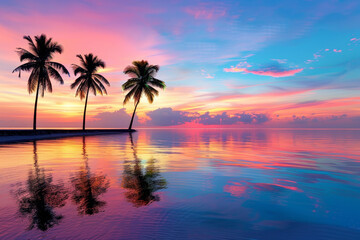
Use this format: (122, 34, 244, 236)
(71, 54, 110, 130)
(13, 34, 69, 131)
(122, 60, 166, 130)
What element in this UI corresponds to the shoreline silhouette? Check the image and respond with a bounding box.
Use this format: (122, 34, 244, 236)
(0, 129, 135, 144)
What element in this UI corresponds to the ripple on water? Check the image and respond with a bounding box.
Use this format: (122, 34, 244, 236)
(0, 129, 359, 239)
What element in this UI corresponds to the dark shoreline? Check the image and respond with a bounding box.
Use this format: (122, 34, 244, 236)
(0, 129, 135, 144)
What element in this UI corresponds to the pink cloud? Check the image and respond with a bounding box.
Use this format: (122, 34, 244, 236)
(350, 38, 360, 42)
(224, 65, 303, 77)
(185, 6, 226, 20)
(224, 67, 247, 72)
(224, 61, 252, 73)
(205, 74, 214, 79)
(245, 68, 303, 77)
(201, 69, 215, 79)
(333, 49, 342, 52)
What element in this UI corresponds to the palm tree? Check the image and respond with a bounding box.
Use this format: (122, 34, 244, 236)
(122, 60, 166, 130)
(71, 54, 110, 130)
(12, 34, 69, 131)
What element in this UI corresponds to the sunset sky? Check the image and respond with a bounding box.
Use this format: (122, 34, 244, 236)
(0, 0, 359, 128)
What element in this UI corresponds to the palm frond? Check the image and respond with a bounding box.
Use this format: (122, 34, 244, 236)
(44, 71, 52, 94)
(143, 86, 154, 103)
(76, 54, 87, 68)
(149, 78, 166, 89)
(94, 77, 108, 95)
(48, 41, 63, 54)
(133, 87, 143, 104)
(71, 75, 86, 89)
(123, 86, 138, 105)
(146, 84, 159, 96)
(76, 81, 88, 100)
(145, 64, 160, 76)
(93, 74, 110, 86)
(93, 81, 104, 96)
(47, 65, 64, 84)
(23, 35, 39, 56)
(122, 78, 139, 90)
(34, 34, 57, 61)
(27, 68, 40, 93)
(89, 83, 97, 96)
(123, 66, 140, 78)
(37, 69, 50, 97)
(94, 58, 105, 69)
(72, 64, 87, 76)
(132, 60, 148, 76)
(16, 48, 38, 62)
(47, 62, 69, 76)
(12, 62, 37, 77)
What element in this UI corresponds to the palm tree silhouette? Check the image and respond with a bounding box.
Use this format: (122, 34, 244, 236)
(71, 54, 110, 130)
(70, 136, 109, 215)
(12, 34, 69, 131)
(122, 60, 166, 130)
(12, 141, 68, 231)
(122, 133, 167, 207)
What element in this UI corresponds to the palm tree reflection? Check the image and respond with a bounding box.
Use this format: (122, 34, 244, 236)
(13, 141, 68, 231)
(70, 136, 109, 215)
(122, 133, 167, 207)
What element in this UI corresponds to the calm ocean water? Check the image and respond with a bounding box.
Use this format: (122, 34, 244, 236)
(0, 129, 359, 239)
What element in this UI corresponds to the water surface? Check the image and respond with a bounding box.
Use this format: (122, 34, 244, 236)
(0, 129, 360, 239)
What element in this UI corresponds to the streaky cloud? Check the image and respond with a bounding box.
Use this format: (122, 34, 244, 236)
(224, 61, 303, 77)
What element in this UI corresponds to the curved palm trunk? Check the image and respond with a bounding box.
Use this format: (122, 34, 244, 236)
(128, 100, 139, 130)
(33, 82, 40, 131)
(83, 88, 90, 131)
